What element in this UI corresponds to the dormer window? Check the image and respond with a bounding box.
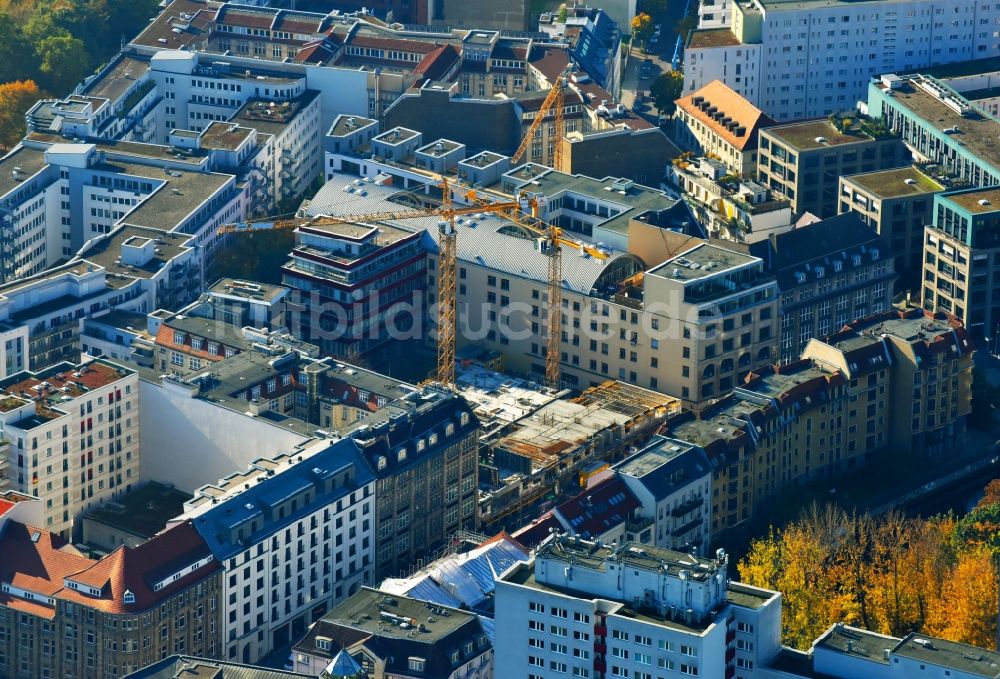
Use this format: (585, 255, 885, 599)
(871, 248, 880, 260)
(359, 391, 369, 403)
(377, 456, 387, 471)
(852, 254, 862, 267)
(815, 266, 824, 278)
(429, 433, 439, 446)
(795, 272, 807, 284)
(408, 658, 425, 672)
(460, 412, 470, 426)
(417, 439, 426, 452)
(450, 650, 460, 665)
(207, 342, 219, 355)
(445, 423, 455, 437)
(833, 260, 843, 273)
(123, 589, 135, 604)
(173, 330, 185, 344)
(397, 448, 407, 462)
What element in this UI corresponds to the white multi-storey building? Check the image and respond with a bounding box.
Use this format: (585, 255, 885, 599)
(683, 0, 1000, 121)
(168, 437, 376, 665)
(0, 359, 139, 540)
(496, 534, 782, 679)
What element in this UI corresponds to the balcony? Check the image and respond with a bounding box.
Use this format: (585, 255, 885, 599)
(672, 517, 702, 537)
(594, 624, 607, 637)
(671, 498, 703, 518)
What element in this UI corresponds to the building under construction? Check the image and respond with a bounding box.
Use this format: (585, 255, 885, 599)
(477, 380, 681, 531)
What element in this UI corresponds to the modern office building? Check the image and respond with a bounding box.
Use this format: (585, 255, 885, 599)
(0, 359, 139, 539)
(0, 519, 222, 678)
(922, 186, 1000, 336)
(683, 0, 1000, 121)
(757, 117, 910, 219)
(838, 165, 946, 287)
(749, 213, 896, 363)
(495, 533, 782, 679)
(866, 74, 1000, 188)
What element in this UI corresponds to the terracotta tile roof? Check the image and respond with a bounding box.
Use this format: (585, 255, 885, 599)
(0, 592, 57, 620)
(414, 44, 460, 81)
(0, 499, 14, 519)
(676, 80, 776, 152)
(154, 323, 239, 363)
(0, 521, 217, 616)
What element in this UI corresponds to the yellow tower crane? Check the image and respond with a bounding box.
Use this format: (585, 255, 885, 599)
(511, 65, 573, 169)
(219, 181, 609, 389)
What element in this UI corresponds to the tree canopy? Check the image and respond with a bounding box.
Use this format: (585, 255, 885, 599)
(650, 71, 684, 114)
(739, 496, 999, 650)
(0, 80, 41, 148)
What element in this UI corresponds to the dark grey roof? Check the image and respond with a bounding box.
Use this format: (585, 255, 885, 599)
(749, 212, 892, 289)
(614, 436, 712, 501)
(296, 588, 491, 678)
(384, 88, 521, 156)
(123, 655, 312, 679)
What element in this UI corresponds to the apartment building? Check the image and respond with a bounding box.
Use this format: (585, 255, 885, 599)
(0, 359, 139, 539)
(673, 80, 776, 177)
(804, 308, 973, 455)
(0, 263, 152, 378)
(614, 436, 713, 553)
(0, 519, 221, 679)
(867, 74, 1000, 188)
(495, 534, 782, 679)
(351, 391, 480, 579)
(669, 157, 793, 244)
(749, 213, 896, 362)
(838, 165, 945, 287)
(757, 117, 910, 219)
(922, 186, 1000, 337)
(291, 588, 492, 678)
(169, 437, 376, 664)
(682, 0, 1000, 121)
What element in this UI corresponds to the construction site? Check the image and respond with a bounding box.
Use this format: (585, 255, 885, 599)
(477, 380, 681, 532)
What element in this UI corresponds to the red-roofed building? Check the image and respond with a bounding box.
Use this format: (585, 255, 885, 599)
(0, 359, 139, 540)
(0, 519, 221, 677)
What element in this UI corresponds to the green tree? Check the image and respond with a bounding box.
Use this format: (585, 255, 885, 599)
(650, 70, 683, 114)
(35, 34, 90, 96)
(0, 13, 32, 83)
(0, 80, 41, 149)
(557, 4, 568, 23)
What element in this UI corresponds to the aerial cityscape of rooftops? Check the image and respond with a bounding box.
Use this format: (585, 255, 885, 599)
(1, 0, 1000, 676)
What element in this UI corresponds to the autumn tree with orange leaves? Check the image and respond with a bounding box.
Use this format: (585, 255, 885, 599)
(739, 494, 999, 651)
(0, 80, 41, 150)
